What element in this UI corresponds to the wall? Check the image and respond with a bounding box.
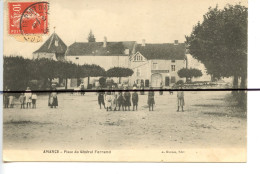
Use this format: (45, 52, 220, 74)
(66, 55, 129, 70)
(129, 58, 186, 87)
(33, 52, 56, 60)
(186, 54, 211, 82)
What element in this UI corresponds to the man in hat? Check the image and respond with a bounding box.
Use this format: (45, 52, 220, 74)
(148, 86, 155, 111)
(132, 87, 139, 111)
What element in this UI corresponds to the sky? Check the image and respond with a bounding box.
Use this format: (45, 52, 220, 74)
(3, 0, 247, 58)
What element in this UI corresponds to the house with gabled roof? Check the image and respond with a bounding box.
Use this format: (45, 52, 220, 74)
(65, 37, 136, 88)
(66, 37, 135, 70)
(130, 40, 186, 88)
(33, 32, 67, 61)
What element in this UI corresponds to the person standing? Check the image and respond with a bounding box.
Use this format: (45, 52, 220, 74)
(19, 93, 25, 109)
(159, 82, 163, 95)
(148, 87, 155, 111)
(98, 88, 106, 109)
(132, 88, 139, 111)
(49, 86, 58, 108)
(117, 92, 124, 111)
(4, 88, 10, 108)
(9, 92, 14, 108)
(123, 87, 131, 111)
(105, 91, 112, 111)
(177, 85, 185, 112)
(32, 93, 37, 109)
(25, 87, 32, 109)
(80, 82, 85, 96)
(111, 85, 118, 111)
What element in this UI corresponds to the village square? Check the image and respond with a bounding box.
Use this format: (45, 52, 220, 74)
(2, 0, 247, 162)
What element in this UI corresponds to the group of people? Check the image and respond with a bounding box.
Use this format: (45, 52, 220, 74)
(4, 84, 185, 112)
(4, 85, 59, 109)
(4, 87, 37, 109)
(98, 87, 141, 111)
(97, 85, 185, 112)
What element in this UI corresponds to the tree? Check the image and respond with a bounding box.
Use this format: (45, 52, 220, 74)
(106, 67, 134, 84)
(99, 77, 107, 88)
(87, 30, 96, 42)
(4, 56, 32, 91)
(81, 64, 106, 87)
(177, 68, 202, 82)
(185, 4, 247, 90)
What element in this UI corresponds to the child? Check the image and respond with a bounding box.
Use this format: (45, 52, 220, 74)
(117, 92, 124, 111)
(25, 87, 32, 108)
(132, 88, 139, 111)
(9, 93, 14, 108)
(148, 87, 155, 111)
(105, 92, 113, 111)
(177, 85, 185, 112)
(123, 87, 131, 111)
(19, 93, 25, 109)
(98, 90, 106, 109)
(32, 93, 37, 109)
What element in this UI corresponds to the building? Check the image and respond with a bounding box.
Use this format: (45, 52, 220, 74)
(130, 40, 186, 88)
(65, 37, 136, 88)
(33, 32, 187, 88)
(33, 32, 67, 61)
(66, 37, 135, 70)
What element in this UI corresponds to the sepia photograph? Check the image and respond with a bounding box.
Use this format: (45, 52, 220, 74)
(2, 0, 247, 162)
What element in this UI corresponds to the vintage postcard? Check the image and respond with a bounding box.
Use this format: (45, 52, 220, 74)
(2, 0, 247, 162)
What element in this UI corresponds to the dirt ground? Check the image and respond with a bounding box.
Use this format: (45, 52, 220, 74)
(3, 91, 247, 151)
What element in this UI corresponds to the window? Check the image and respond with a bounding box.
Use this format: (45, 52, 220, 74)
(153, 63, 158, 70)
(134, 54, 144, 62)
(171, 65, 175, 71)
(171, 76, 176, 83)
(136, 68, 141, 76)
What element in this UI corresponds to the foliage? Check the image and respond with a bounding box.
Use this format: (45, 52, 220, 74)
(176, 80, 184, 85)
(3, 56, 106, 90)
(87, 30, 96, 42)
(99, 77, 106, 88)
(178, 68, 202, 82)
(185, 4, 247, 82)
(106, 67, 134, 78)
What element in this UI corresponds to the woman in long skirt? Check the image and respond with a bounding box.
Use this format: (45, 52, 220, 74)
(49, 86, 58, 108)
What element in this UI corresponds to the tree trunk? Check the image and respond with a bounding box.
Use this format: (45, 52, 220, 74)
(49, 78, 52, 88)
(232, 74, 238, 95)
(65, 78, 68, 90)
(87, 76, 90, 88)
(238, 75, 247, 108)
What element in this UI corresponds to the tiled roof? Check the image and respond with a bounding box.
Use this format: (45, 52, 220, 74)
(135, 43, 186, 60)
(33, 33, 67, 54)
(66, 41, 135, 56)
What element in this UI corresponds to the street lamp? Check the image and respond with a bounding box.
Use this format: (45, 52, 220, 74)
(76, 57, 79, 87)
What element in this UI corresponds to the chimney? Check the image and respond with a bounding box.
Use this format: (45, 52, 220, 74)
(174, 40, 179, 45)
(142, 39, 146, 47)
(103, 36, 107, 47)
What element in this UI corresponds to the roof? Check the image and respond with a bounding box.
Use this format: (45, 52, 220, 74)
(135, 43, 186, 60)
(33, 33, 67, 54)
(66, 41, 135, 56)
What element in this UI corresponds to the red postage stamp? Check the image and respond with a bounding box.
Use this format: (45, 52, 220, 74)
(8, 1, 48, 35)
